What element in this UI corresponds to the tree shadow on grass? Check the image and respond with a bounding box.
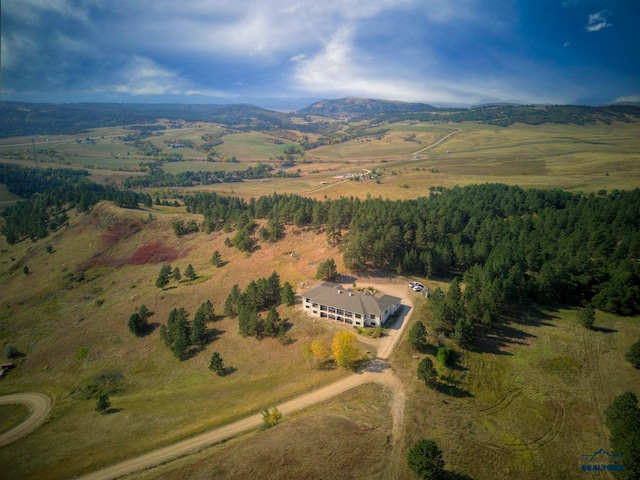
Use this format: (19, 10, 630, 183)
(433, 381, 473, 398)
(593, 326, 618, 333)
(443, 471, 475, 480)
(105, 408, 122, 414)
(218, 366, 236, 377)
(140, 322, 159, 337)
(473, 323, 537, 356)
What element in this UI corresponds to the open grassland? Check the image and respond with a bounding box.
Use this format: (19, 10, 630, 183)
(130, 383, 395, 480)
(0, 202, 360, 479)
(214, 132, 299, 160)
(161, 160, 263, 175)
(392, 302, 640, 479)
(0, 404, 30, 435)
(1, 120, 639, 197)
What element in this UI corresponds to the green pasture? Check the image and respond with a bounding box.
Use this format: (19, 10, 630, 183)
(214, 132, 299, 159)
(394, 302, 640, 479)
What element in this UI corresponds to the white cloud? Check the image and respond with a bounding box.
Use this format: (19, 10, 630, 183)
(585, 10, 612, 32)
(563, 42, 571, 47)
(94, 56, 188, 95)
(613, 94, 640, 104)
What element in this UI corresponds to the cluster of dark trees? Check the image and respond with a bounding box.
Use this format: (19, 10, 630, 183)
(371, 104, 640, 128)
(159, 301, 214, 360)
(604, 392, 640, 479)
(223, 272, 294, 339)
(2, 164, 638, 321)
(122, 163, 299, 189)
(1, 168, 150, 244)
(181, 185, 640, 316)
(0, 165, 89, 198)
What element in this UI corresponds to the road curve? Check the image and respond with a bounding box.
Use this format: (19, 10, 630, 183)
(79, 282, 413, 480)
(0, 392, 52, 447)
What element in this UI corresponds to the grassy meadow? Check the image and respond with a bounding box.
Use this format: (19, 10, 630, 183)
(0, 203, 361, 479)
(392, 301, 640, 479)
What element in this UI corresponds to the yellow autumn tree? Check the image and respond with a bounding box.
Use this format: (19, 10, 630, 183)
(311, 338, 331, 366)
(331, 331, 361, 369)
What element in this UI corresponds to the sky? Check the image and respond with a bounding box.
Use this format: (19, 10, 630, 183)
(1, 0, 639, 109)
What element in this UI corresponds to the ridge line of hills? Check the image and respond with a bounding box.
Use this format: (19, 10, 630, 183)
(1, 97, 640, 138)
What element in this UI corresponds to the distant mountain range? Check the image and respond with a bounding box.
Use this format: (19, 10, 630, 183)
(297, 97, 436, 118)
(1, 97, 639, 137)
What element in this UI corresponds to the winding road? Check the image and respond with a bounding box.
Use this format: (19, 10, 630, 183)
(1, 281, 413, 480)
(0, 392, 52, 447)
(78, 281, 413, 480)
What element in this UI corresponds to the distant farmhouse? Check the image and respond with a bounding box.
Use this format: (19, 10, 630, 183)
(302, 282, 401, 327)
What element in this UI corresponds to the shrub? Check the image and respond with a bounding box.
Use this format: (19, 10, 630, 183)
(626, 340, 640, 369)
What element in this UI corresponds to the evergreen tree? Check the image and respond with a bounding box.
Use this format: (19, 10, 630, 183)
(211, 250, 223, 267)
(577, 305, 596, 330)
(407, 439, 445, 480)
(417, 357, 437, 387)
(453, 317, 475, 349)
(281, 281, 295, 306)
(224, 284, 242, 317)
(264, 307, 280, 337)
(172, 266, 181, 282)
(184, 264, 196, 281)
(191, 309, 208, 346)
(209, 352, 225, 375)
(266, 271, 281, 306)
(408, 321, 427, 351)
(95, 394, 111, 414)
(626, 340, 640, 369)
(604, 392, 640, 479)
(138, 304, 151, 320)
(128, 312, 148, 336)
(156, 264, 172, 289)
(316, 258, 338, 281)
(238, 305, 259, 337)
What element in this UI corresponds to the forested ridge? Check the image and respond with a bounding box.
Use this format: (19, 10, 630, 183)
(184, 185, 640, 315)
(2, 166, 638, 316)
(0, 165, 150, 244)
(2, 101, 639, 138)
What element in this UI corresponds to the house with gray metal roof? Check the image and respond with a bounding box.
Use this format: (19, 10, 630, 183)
(302, 282, 401, 327)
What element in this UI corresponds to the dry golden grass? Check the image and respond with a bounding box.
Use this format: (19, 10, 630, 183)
(0, 203, 355, 479)
(129, 383, 395, 480)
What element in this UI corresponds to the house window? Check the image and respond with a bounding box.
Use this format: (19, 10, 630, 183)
(355, 313, 362, 319)
(312, 303, 318, 308)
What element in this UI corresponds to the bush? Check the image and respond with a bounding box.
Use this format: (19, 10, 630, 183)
(577, 305, 596, 329)
(407, 439, 445, 479)
(626, 340, 640, 369)
(4, 344, 22, 359)
(437, 347, 451, 367)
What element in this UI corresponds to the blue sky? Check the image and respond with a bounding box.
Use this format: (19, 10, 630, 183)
(2, 0, 639, 108)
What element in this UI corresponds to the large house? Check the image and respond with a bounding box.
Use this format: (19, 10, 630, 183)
(302, 282, 402, 327)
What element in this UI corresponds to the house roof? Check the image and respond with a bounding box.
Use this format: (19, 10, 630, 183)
(303, 282, 401, 316)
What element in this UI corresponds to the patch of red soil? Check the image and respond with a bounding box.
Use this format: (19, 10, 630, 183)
(126, 242, 181, 265)
(101, 222, 142, 246)
(76, 242, 181, 272)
